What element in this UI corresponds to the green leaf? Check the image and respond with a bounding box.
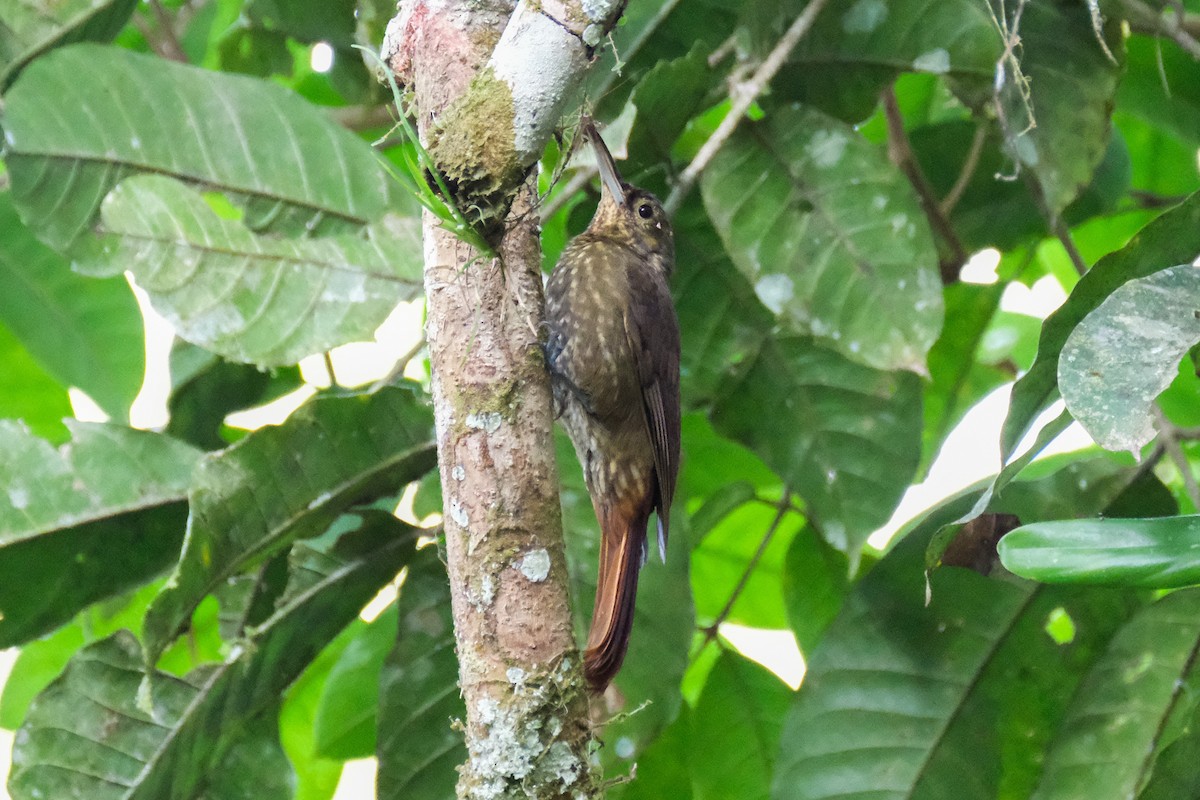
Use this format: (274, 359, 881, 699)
(610, 707, 694, 800)
(142, 385, 436, 664)
(376, 551, 462, 800)
(672, 201, 774, 405)
(1059, 265, 1200, 453)
(0, 191, 143, 419)
(1030, 589, 1200, 799)
(711, 336, 922, 554)
(201, 711, 297, 800)
(8, 513, 417, 800)
(0, 0, 136, 90)
(627, 46, 717, 170)
(690, 652, 791, 800)
(0, 421, 200, 646)
(1118, 35, 1200, 148)
(167, 342, 303, 450)
(783, 524, 850, 653)
(246, 0, 356, 46)
(920, 282, 1006, 473)
(776, 0, 1002, 121)
(557, 431, 693, 758)
(688, 481, 758, 543)
(1000, 0, 1123, 213)
(702, 105, 943, 372)
(3, 43, 400, 252)
(691, 499, 803, 630)
(1003, 190, 1200, 459)
(0, 581, 158, 730)
(91, 175, 422, 366)
(773, 458, 1147, 800)
(312, 603, 397, 759)
(999, 515, 1200, 589)
(0, 323, 71, 442)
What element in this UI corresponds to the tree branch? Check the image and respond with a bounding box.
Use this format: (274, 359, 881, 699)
(1122, 0, 1200, 59)
(663, 0, 833, 215)
(384, 0, 635, 795)
(940, 122, 987, 216)
(1155, 405, 1200, 509)
(699, 489, 795, 647)
(882, 87, 969, 284)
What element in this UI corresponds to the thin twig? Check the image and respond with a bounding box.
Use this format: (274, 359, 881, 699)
(699, 489, 795, 646)
(707, 34, 738, 68)
(940, 122, 988, 216)
(663, 0, 833, 216)
(322, 352, 341, 388)
(1021, 167, 1090, 276)
(370, 336, 428, 391)
(1155, 405, 1200, 509)
(1122, 0, 1200, 59)
(148, 0, 189, 62)
(330, 104, 397, 131)
(882, 86, 969, 283)
(538, 165, 596, 222)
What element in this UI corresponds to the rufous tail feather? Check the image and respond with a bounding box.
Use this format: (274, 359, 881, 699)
(583, 506, 648, 691)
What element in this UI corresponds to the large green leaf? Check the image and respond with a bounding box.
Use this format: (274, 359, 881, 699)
(1059, 265, 1200, 453)
(0, 0, 136, 90)
(0, 323, 71, 442)
(1030, 589, 1200, 799)
(1000, 515, 1200, 589)
(166, 342, 303, 451)
(1003, 190, 1200, 459)
(690, 652, 791, 800)
(1118, 35, 1200, 148)
(8, 513, 417, 800)
(3, 43, 399, 252)
(702, 105, 943, 372)
(376, 552, 462, 800)
(142, 385, 436, 664)
(90, 175, 422, 366)
(557, 431, 693, 758)
(0, 421, 200, 646)
(672, 201, 774, 405)
(773, 458, 1148, 800)
(999, 0, 1124, 214)
(312, 603, 396, 759)
(783, 524, 850, 654)
(711, 336, 922, 554)
(774, 0, 1001, 121)
(0, 191, 143, 418)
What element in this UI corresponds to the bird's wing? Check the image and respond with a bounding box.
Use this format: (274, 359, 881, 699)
(624, 269, 681, 558)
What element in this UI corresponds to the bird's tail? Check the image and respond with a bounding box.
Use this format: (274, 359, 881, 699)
(583, 504, 649, 691)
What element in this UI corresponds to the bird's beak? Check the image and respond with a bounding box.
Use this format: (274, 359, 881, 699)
(582, 117, 627, 206)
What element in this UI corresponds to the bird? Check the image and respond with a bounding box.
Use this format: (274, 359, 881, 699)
(544, 117, 681, 692)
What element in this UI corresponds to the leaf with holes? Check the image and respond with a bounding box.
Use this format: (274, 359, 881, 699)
(3, 43, 402, 252)
(1030, 589, 1200, 799)
(1058, 264, 1200, 453)
(142, 385, 436, 664)
(92, 175, 422, 366)
(0, 421, 200, 647)
(702, 105, 942, 372)
(773, 458, 1148, 800)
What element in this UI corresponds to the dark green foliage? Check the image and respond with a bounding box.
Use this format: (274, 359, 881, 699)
(2, 0, 1200, 798)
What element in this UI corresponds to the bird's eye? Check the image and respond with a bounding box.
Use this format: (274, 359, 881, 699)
(637, 203, 654, 219)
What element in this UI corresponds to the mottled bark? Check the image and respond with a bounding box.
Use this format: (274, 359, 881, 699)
(383, 1, 622, 796)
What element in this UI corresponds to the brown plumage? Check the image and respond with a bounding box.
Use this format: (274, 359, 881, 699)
(544, 118, 681, 692)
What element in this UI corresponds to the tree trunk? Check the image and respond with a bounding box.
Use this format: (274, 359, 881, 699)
(383, 1, 624, 796)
